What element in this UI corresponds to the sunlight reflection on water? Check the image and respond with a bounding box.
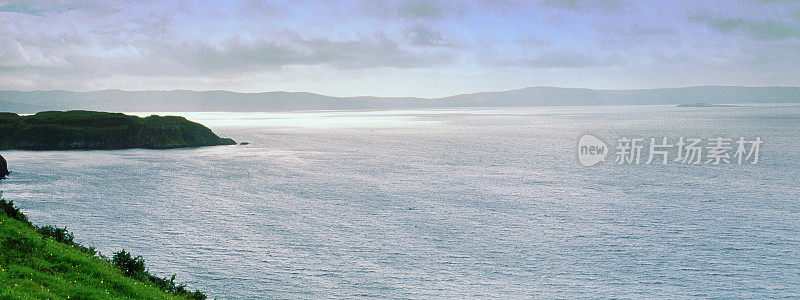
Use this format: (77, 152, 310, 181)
(3, 105, 799, 298)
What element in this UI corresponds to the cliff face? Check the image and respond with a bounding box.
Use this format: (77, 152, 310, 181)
(0, 154, 8, 179)
(0, 111, 236, 150)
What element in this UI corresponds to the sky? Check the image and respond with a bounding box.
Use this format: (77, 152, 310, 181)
(0, 0, 799, 98)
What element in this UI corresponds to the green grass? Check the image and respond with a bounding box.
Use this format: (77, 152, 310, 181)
(0, 197, 206, 299)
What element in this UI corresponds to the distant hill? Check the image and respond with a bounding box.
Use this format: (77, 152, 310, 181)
(1, 86, 798, 113)
(0, 110, 235, 150)
(676, 103, 741, 108)
(0, 99, 45, 113)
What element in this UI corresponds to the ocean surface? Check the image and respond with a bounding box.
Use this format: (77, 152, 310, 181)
(1, 105, 799, 299)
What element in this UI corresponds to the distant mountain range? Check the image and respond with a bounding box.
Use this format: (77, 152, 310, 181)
(1, 86, 799, 113)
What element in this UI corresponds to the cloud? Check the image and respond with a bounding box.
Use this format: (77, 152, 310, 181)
(359, 0, 469, 20)
(405, 26, 455, 47)
(182, 34, 453, 71)
(694, 14, 800, 40)
(1, 0, 800, 95)
(0, 0, 465, 89)
(0, 1, 116, 16)
(397, 1, 445, 19)
(0, 36, 71, 68)
(0, 3, 47, 15)
(498, 51, 623, 69)
(539, 0, 626, 13)
(0, 32, 456, 81)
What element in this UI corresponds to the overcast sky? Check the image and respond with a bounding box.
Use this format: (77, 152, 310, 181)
(1, 0, 798, 97)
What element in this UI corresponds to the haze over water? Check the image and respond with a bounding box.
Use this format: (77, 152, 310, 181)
(1, 105, 799, 298)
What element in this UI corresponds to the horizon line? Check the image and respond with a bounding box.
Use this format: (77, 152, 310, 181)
(2, 85, 799, 100)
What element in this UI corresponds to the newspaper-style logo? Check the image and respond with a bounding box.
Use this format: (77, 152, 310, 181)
(577, 135, 762, 166)
(577, 134, 608, 167)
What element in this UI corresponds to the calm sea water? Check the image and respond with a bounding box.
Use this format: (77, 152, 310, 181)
(1, 105, 799, 299)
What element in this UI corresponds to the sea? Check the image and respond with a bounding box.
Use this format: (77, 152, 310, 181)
(1, 105, 798, 299)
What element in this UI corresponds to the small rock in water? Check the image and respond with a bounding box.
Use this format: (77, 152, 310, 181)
(0, 154, 9, 179)
(239, 142, 250, 145)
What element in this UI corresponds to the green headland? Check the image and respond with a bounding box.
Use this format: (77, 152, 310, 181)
(0, 110, 235, 150)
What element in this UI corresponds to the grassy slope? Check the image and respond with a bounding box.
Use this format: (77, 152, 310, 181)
(0, 203, 191, 299)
